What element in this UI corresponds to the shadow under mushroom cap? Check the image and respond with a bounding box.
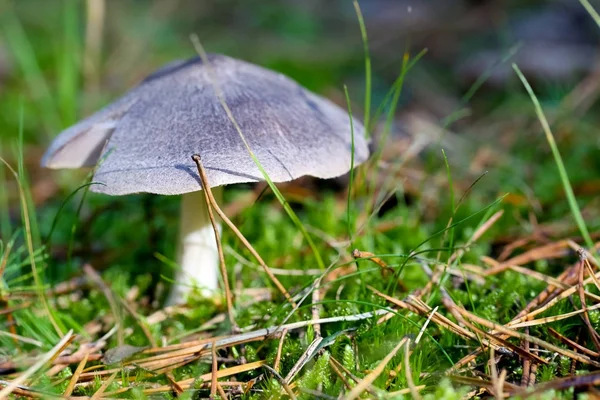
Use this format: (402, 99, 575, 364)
(42, 54, 370, 196)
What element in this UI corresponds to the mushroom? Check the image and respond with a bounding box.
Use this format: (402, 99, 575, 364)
(42, 54, 369, 305)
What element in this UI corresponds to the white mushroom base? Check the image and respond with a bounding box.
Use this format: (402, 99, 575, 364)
(165, 187, 223, 305)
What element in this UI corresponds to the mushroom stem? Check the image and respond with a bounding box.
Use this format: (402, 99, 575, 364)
(166, 186, 223, 305)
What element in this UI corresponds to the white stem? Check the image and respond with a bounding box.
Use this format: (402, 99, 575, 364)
(165, 186, 223, 305)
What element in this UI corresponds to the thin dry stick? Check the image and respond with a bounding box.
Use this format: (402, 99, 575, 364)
(217, 383, 229, 400)
(529, 349, 538, 387)
(404, 339, 421, 400)
(192, 154, 235, 327)
(584, 255, 600, 290)
(345, 337, 408, 400)
(192, 154, 295, 306)
(263, 364, 298, 400)
(549, 327, 600, 358)
(90, 371, 117, 400)
(0, 330, 74, 398)
(210, 340, 218, 399)
(273, 328, 288, 372)
(510, 303, 600, 329)
(328, 357, 353, 392)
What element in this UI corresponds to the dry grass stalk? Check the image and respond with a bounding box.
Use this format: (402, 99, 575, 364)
(190, 155, 295, 308)
(90, 371, 117, 399)
(273, 328, 288, 372)
(352, 249, 396, 276)
(548, 328, 600, 358)
(369, 287, 480, 342)
(193, 154, 236, 328)
(404, 339, 421, 400)
(345, 337, 408, 400)
(210, 340, 218, 399)
(263, 364, 298, 399)
(450, 375, 521, 396)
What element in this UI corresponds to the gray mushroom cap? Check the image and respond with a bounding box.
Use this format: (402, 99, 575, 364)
(42, 54, 369, 195)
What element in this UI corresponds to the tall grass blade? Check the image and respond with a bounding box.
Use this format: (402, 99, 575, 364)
(0, 155, 64, 336)
(0, 143, 11, 241)
(344, 85, 356, 241)
(353, 0, 371, 134)
(513, 64, 594, 249)
(580, 0, 600, 28)
(58, 0, 81, 126)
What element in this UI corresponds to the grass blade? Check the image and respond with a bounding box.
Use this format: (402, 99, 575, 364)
(353, 0, 371, 134)
(513, 64, 593, 249)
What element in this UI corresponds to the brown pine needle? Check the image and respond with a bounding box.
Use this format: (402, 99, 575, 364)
(64, 353, 89, 396)
(510, 302, 600, 329)
(451, 303, 600, 367)
(0, 330, 74, 398)
(484, 241, 570, 276)
(549, 327, 600, 358)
